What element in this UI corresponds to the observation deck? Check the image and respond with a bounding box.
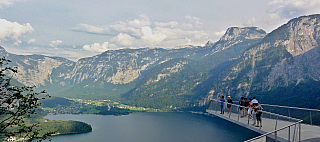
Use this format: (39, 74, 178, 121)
(206, 99, 320, 142)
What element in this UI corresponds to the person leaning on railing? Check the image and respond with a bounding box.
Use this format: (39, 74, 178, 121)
(253, 103, 263, 127)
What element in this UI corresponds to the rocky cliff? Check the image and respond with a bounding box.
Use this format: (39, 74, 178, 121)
(122, 27, 267, 108)
(210, 14, 320, 108)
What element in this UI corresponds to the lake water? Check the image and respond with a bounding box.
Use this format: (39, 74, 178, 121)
(45, 112, 260, 142)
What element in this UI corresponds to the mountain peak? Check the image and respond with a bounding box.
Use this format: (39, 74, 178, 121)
(205, 41, 214, 47)
(0, 46, 6, 51)
(207, 27, 266, 54)
(220, 27, 266, 41)
(263, 14, 320, 57)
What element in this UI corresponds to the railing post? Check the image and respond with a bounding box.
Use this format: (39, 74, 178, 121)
(247, 113, 250, 125)
(288, 109, 290, 122)
(238, 106, 240, 121)
(216, 100, 218, 113)
(293, 124, 296, 142)
(299, 123, 301, 142)
(288, 126, 290, 142)
(229, 104, 231, 118)
(275, 116, 278, 130)
(310, 111, 312, 125)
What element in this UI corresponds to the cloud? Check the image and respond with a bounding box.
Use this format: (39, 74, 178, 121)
(0, 0, 21, 8)
(110, 33, 135, 47)
(72, 23, 109, 35)
(154, 21, 179, 28)
(0, 18, 34, 46)
(140, 26, 166, 46)
(127, 14, 151, 28)
(28, 38, 35, 44)
(83, 42, 117, 52)
(72, 14, 150, 37)
(185, 15, 203, 28)
(264, 0, 320, 24)
(49, 40, 62, 47)
(78, 15, 223, 51)
(213, 30, 226, 37)
(242, 17, 255, 27)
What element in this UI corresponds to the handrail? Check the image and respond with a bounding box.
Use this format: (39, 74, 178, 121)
(210, 99, 301, 121)
(244, 120, 303, 142)
(261, 104, 320, 112)
(207, 99, 304, 142)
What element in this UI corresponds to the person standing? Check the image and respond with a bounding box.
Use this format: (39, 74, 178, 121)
(252, 103, 257, 126)
(251, 96, 259, 125)
(244, 98, 249, 117)
(252, 96, 258, 104)
(248, 98, 253, 119)
(220, 96, 226, 114)
(227, 96, 233, 114)
(239, 97, 245, 117)
(254, 103, 263, 127)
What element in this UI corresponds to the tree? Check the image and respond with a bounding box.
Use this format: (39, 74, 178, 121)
(0, 57, 54, 141)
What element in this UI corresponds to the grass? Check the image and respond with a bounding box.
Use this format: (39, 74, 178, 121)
(128, 108, 146, 111)
(42, 107, 55, 111)
(92, 102, 104, 106)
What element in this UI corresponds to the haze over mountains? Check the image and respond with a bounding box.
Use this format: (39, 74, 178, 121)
(3, 14, 320, 109)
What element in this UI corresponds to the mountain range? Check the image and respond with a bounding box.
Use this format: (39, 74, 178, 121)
(3, 14, 320, 109)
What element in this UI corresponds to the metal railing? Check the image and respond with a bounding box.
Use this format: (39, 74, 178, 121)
(206, 99, 303, 142)
(261, 104, 320, 125)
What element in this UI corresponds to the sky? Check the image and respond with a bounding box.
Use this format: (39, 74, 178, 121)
(0, 0, 320, 61)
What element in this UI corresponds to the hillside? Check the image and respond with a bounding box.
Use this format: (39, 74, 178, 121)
(208, 14, 320, 108)
(122, 27, 267, 108)
(2, 14, 320, 110)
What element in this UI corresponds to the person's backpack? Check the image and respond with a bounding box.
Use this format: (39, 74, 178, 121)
(257, 106, 263, 115)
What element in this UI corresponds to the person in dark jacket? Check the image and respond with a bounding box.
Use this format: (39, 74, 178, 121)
(227, 96, 233, 114)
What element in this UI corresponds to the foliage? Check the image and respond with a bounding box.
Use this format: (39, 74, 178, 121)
(40, 97, 74, 108)
(0, 57, 54, 141)
(76, 104, 134, 116)
(38, 120, 92, 135)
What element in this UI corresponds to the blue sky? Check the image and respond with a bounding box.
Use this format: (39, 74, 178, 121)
(0, 0, 319, 61)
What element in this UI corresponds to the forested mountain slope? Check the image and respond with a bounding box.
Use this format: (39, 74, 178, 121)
(122, 27, 267, 108)
(209, 14, 320, 108)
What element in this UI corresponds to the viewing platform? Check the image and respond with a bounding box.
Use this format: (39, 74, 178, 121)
(206, 99, 320, 142)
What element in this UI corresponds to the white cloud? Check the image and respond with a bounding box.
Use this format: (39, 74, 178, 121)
(213, 30, 226, 37)
(49, 40, 62, 47)
(185, 15, 200, 21)
(154, 21, 179, 28)
(110, 33, 135, 47)
(0, 0, 21, 8)
(128, 14, 151, 28)
(28, 38, 35, 44)
(72, 23, 108, 34)
(78, 15, 223, 51)
(0, 18, 34, 46)
(242, 17, 255, 27)
(83, 42, 117, 52)
(140, 26, 166, 46)
(264, 0, 320, 24)
(185, 15, 203, 28)
(109, 21, 142, 37)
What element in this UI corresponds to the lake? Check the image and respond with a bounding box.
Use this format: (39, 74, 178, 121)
(45, 112, 260, 142)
